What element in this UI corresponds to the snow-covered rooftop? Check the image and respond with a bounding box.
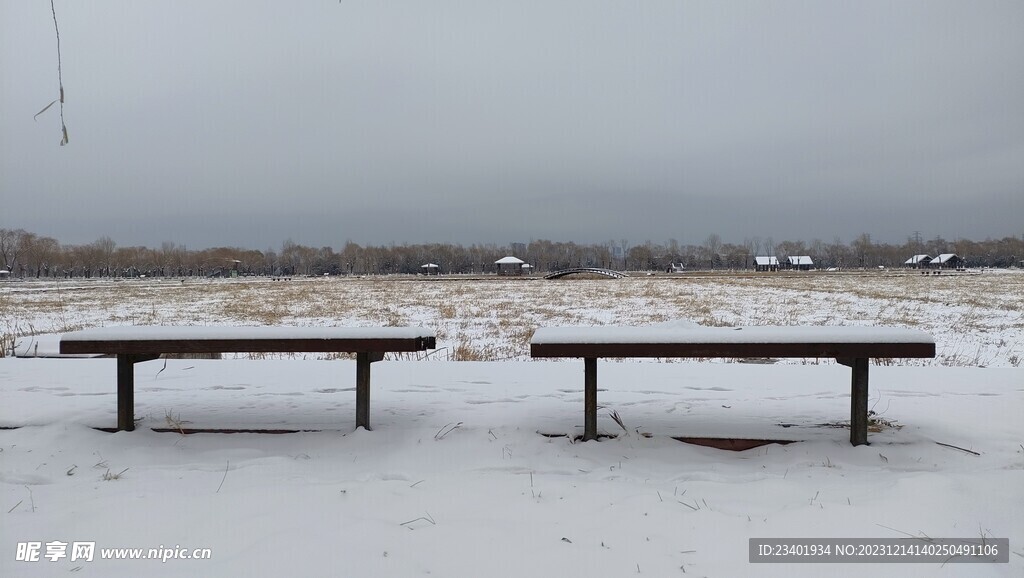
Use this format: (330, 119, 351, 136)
(787, 256, 813, 265)
(495, 256, 525, 264)
(905, 254, 932, 264)
(931, 253, 958, 264)
(754, 256, 779, 266)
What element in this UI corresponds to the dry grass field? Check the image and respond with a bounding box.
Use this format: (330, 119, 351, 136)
(2, 270, 1022, 366)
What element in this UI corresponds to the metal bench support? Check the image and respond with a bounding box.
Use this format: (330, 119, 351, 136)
(116, 354, 159, 431)
(584, 357, 597, 441)
(355, 352, 384, 430)
(837, 357, 870, 446)
(849, 358, 869, 446)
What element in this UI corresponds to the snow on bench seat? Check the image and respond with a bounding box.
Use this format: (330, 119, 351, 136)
(14, 333, 102, 358)
(531, 325, 934, 345)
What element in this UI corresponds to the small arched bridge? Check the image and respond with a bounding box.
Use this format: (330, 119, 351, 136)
(544, 267, 628, 280)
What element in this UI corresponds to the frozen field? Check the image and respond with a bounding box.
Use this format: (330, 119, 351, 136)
(4, 269, 1023, 366)
(2, 271, 1022, 576)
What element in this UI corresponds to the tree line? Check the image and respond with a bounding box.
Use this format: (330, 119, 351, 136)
(0, 228, 1022, 278)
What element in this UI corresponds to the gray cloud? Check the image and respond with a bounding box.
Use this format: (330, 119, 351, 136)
(2, 1, 1022, 249)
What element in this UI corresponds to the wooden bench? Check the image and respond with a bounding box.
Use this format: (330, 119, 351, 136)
(60, 326, 436, 432)
(530, 325, 936, 445)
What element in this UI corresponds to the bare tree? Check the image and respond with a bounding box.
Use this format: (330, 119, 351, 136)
(740, 238, 757, 269)
(852, 233, 873, 268)
(24, 234, 60, 277)
(702, 234, 722, 269)
(0, 228, 32, 273)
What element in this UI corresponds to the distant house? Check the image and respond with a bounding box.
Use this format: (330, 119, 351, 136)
(754, 256, 779, 272)
(495, 256, 525, 276)
(787, 256, 814, 271)
(0, 269, 9, 280)
(521, 263, 534, 276)
(420, 263, 440, 276)
(904, 255, 932, 269)
(929, 254, 964, 269)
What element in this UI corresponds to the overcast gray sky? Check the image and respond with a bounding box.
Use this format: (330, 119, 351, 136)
(2, 1, 1022, 250)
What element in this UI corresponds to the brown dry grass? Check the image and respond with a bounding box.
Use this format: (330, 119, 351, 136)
(2, 270, 1021, 364)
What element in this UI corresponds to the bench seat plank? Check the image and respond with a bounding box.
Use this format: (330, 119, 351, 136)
(61, 326, 435, 355)
(532, 326, 934, 359)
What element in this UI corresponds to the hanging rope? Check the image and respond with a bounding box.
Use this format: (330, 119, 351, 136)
(35, 0, 68, 145)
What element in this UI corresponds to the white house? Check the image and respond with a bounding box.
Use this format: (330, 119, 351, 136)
(929, 254, 963, 269)
(787, 256, 814, 270)
(904, 255, 932, 268)
(754, 256, 779, 272)
(495, 256, 525, 276)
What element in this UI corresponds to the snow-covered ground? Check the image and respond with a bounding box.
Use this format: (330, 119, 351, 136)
(1, 273, 1022, 576)
(1, 359, 1022, 576)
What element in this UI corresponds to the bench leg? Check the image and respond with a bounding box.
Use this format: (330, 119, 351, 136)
(114, 354, 158, 431)
(356, 352, 372, 430)
(584, 357, 597, 441)
(116, 355, 136, 432)
(354, 352, 384, 430)
(849, 358, 869, 446)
